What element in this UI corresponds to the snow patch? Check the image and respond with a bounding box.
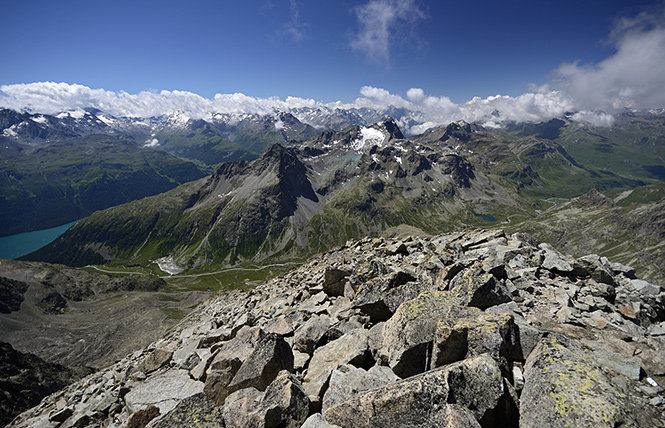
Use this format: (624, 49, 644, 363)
(143, 138, 159, 147)
(395, 156, 402, 165)
(97, 114, 116, 126)
(166, 111, 191, 128)
(31, 115, 47, 124)
(2, 126, 18, 138)
(56, 109, 86, 119)
(394, 143, 408, 152)
(274, 118, 284, 130)
(350, 126, 386, 151)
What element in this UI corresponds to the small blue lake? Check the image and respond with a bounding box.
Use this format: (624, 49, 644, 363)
(0, 220, 79, 259)
(474, 214, 499, 222)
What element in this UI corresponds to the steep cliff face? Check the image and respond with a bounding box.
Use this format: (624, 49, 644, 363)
(9, 229, 665, 427)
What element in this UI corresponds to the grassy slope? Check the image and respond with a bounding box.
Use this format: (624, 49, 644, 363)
(0, 138, 207, 236)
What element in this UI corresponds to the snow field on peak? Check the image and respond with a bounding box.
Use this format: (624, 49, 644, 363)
(351, 126, 386, 151)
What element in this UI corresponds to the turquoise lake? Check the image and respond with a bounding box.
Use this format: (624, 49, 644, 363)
(0, 220, 79, 259)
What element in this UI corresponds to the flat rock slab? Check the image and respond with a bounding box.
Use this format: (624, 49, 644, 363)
(520, 334, 635, 428)
(125, 369, 204, 415)
(148, 393, 224, 428)
(323, 354, 502, 428)
(303, 328, 369, 400)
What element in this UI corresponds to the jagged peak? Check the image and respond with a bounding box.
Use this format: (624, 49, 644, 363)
(378, 117, 405, 140)
(440, 120, 482, 141)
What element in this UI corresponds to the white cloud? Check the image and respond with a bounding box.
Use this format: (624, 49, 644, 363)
(350, 0, 427, 65)
(355, 85, 412, 108)
(570, 111, 615, 127)
(0, 82, 605, 134)
(406, 87, 424, 102)
(0, 82, 325, 119)
(542, 4, 665, 111)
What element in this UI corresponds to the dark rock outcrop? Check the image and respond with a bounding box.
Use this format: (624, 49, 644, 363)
(0, 342, 83, 427)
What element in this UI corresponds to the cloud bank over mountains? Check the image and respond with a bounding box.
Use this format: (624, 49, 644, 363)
(0, 81, 631, 133)
(1, 5, 664, 133)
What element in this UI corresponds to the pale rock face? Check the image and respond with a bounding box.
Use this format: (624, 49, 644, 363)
(7, 229, 665, 428)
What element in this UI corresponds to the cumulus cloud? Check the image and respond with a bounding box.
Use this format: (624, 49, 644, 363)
(570, 111, 615, 127)
(350, 0, 427, 65)
(543, 4, 665, 111)
(406, 87, 424, 102)
(0, 82, 324, 118)
(350, 87, 579, 134)
(355, 85, 412, 109)
(0, 81, 609, 133)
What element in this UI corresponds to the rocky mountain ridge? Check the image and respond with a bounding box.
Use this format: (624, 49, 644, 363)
(9, 229, 665, 427)
(26, 117, 653, 277)
(5, 107, 663, 238)
(0, 108, 326, 236)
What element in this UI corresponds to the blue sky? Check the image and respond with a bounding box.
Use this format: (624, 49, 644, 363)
(1, 0, 665, 128)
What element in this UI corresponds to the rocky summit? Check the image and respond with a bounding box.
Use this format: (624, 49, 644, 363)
(8, 229, 665, 427)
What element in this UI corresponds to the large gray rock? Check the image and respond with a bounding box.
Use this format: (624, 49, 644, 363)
(303, 328, 369, 402)
(294, 315, 332, 355)
(450, 264, 512, 310)
(630, 279, 662, 296)
(589, 344, 642, 380)
(171, 338, 202, 370)
(203, 367, 235, 406)
(444, 354, 504, 423)
(124, 370, 204, 415)
(139, 348, 173, 374)
(381, 291, 463, 377)
(520, 334, 636, 428)
(540, 243, 574, 273)
(323, 268, 351, 297)
(148, 393, 224, 428)
(432, 310, 519, 367)
(259, 370, 309, 428)
(321, 364, 399, 413)
(351, 271, 420, 322)
(576, 255, 616, 286)
(204, 326, 266, 405)
(221, 387, 263, 428)
(223, 370, 309, 428)
(262, 317, 294, 336)
(227, 333, 294, 393)
(323, 354, 502, 428)
(208, 326, 266, 374)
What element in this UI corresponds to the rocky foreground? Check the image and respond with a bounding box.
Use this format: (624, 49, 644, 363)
(9, 229, 665, 427)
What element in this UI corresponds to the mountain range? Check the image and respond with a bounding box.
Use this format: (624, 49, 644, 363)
(0, 107, 368, 236)
(2, 105, 665, 426)
(21, 114, 663, 283)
